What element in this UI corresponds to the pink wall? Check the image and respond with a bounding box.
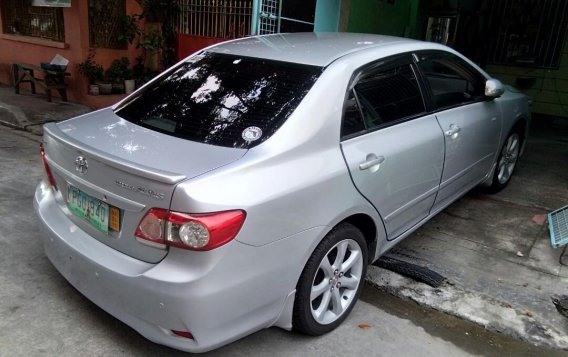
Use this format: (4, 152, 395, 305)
(176, 34, 227, 61)
(0, 1, 143, 108)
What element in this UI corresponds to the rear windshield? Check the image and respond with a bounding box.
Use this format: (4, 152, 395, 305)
(115, 52, 322, 148)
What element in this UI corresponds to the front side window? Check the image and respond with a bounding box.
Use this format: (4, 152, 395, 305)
(341, 62, 426, 138)
(1, 0, 65, 42)
(116, 53, 322, 148)
(416, 51, 486, 110)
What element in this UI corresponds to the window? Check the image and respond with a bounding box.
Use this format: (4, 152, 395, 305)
(417, 52, 486, 110)
(116, 52, 322, 149)
(486, 0, 568, 69)
(1, 0, 65, 42)
(257, 0, 315, 35)
(342, 63, 426, 137)
(342, 90, 366, 137)
(88, 0, 127, 49)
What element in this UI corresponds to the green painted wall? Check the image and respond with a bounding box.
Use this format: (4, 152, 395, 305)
(346, 0, 421, 38)
(486, 34, 568, 118)
(251, 0, 260, 35)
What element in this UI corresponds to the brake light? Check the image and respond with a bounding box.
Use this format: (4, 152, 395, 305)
(39, 143, 57, 190)
(135, 209, 246, 251)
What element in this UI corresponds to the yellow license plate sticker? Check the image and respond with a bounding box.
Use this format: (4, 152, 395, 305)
(109, 206, 120, 232)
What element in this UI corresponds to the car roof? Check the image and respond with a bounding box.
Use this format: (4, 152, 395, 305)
(206, 32, 425, 67)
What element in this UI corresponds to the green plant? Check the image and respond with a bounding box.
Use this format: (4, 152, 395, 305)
(118, 14, 141, 45)
(136, 0, 180, 68)
(136, 0, 169, 22)
(105, 57, 132, 84)
(76, 49, 103, 84)
(132, 55, 157, 86)
(136, 27, 162, 52)
(136, 26, 163, 71)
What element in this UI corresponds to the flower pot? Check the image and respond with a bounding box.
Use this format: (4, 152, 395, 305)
(124, 79, 136, 94)
(99, 83, 112, 95)
(112, 83, 125, 94)
(88, 84, 100, 96)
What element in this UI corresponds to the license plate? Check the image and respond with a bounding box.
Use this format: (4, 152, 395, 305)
(67, 185, 110, 234)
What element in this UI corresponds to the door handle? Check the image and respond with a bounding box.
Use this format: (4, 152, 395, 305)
(444, 124, 461, 138)
(359, 154, 385, 170)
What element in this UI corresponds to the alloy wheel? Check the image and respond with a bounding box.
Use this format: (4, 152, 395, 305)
(310, 239, 363, 325)
(497, 132, 520, 184)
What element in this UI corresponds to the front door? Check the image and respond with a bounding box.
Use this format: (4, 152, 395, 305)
(415, 51, 501, 208)
(341, 58, 445, 239)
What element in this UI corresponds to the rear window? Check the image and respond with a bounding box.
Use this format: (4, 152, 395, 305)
(115, 52, 322, 148)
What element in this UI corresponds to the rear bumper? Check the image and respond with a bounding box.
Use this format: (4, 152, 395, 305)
(34, 181, 323, 352)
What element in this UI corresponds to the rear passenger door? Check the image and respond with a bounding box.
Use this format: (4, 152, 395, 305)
(415, 51, 501, 209)
(341, 55, 445, 240)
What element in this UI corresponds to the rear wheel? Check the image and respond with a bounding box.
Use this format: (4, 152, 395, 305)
(293, 223, 368, 335)
(488, 130, 521, 193)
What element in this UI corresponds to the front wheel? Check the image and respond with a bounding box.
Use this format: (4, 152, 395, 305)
(488, 130, 521, 193)
(293, 223, 368, 335)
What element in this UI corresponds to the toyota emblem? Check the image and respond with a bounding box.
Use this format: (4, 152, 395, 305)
(75, 156, 88, 174)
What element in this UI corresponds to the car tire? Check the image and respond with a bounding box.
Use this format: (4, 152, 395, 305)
(487, 129, 522, 193)
(293, 223, 368, 335)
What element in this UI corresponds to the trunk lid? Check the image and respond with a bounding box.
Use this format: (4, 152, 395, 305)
(42, 108, 247, 263)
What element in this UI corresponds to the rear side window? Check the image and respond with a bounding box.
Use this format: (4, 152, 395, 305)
(342, 63, 425, 137)
(116, 53, 322, 148)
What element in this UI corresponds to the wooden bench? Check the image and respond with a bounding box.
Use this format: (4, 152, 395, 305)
(12, 63, 70, 102)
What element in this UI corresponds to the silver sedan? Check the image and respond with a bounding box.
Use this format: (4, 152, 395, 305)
(34, 32, 530, 352)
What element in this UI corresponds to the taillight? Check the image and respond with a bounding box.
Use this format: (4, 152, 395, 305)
(134, 208, 168, 248)
(135, 209, 246, 251)
(39, 143, 57, 190)
(171, 330, 194, 339)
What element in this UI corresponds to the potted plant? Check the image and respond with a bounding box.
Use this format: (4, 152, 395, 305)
(98, 82, 113, 95)
(105, 57, 131, 94)
(124, 75, 136, 94)
(76, 50, 103, 95)
(132, 55, 156, 88)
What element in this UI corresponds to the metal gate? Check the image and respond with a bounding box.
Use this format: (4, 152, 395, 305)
(257, 0, 316, 35)
(176, 0, 253, 38)
(175, 0, 253, 60)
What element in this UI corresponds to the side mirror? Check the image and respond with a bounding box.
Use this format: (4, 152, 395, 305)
(485, 79, 504, 98)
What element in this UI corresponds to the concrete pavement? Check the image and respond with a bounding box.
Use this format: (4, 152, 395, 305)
(0, 84, 90, 135)
(368, 116, 568, 349)
(1, 82, 567, 351)
(3, 125, 563, 356)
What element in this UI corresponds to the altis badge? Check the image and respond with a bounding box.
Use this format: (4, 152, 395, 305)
(114, 180, 165, 200)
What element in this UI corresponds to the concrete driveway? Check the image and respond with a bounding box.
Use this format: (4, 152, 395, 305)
(1, 83, 567, 352)
(368, 115, 568, 349)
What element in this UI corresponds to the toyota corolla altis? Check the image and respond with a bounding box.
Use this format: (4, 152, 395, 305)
(34, 32, 530, 352)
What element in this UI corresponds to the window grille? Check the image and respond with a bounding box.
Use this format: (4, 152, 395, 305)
(258, 0, 279, 34)
(257, 0, 315, 35)
(486, 0, 568, 69)
(1, 0, 65, 42)
(88, 0, 127, 49)
(176, 0, 252, 38)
